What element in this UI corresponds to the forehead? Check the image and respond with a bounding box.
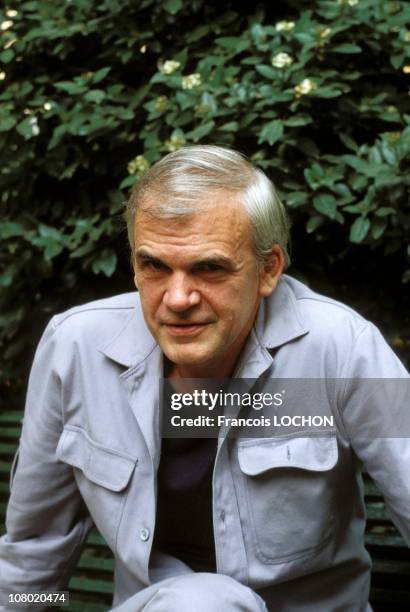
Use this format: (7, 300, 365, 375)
(134, 194, 254, 255)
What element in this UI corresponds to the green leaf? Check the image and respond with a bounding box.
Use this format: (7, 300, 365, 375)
(16, 117, 40, 139)
(258, 121, 284, 146)
(350, 217, 370, 243)
(0, 117, 16, 131)
(0, 222, 25, 238)
(44, 242, 64, 259)
(91, 250, 117, 277)
(163, 0, 183, 14)
(0, 49, 14, 63)
(339, 133, 358, 152)
(379, 140, 396, 166)
(332, 44, 362, 54)
(120, 175, 138, 189)
(215, 36, 248, 51)
(92, 67, 111, 84)
(255, 65, 277, 80)
(70, 242, 95, 258)
(375, 207, 396, 217)
(313, 194, 338, 219)
(54, 81, 87, 94)
(218, 121, 239, 132)
(371, 219, 387, 240)
(186, 25, 210, 43)
(283, 115, 312, 127)
(48, 124, 67, 150)
(390, 54, 404, 70)
(85, 89, 106, 104)
(306, 216, 323, 233)
(286, 192, 308, 207)
(342, 155, 369, 172)
(304, 163, 325, 189)
(0, 264, 17, 288)
(186, 120, 215, 141)
(314, 87, 343, 99)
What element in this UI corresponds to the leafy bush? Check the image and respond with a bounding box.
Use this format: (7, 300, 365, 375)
(1, 0, 409, 405)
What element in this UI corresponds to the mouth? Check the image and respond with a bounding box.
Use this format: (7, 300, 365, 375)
(163, 322, 211, 337)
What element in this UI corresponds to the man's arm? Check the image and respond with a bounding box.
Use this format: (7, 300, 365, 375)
(337, 321, 410, 544)
(0, 318, 93, 607)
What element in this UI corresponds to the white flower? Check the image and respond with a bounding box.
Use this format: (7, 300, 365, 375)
(127, 155, 150, 176)
(294, 78, 316, 97)
(154, 95, 168, 113)
(275, 21, 295, 32)
(403, 66, 410, 74)
(29, 116, 40, 136)
(160, 60, 181, 75)
(0, 71, 6, 80)
(164, 135, 186, 152)
(4, 37, 17, 49)
(348, 0, 359, 5)
(140, 45, 146, 54)
(6, 9, 18, 17)
(272, 52, 293, 68)
(181, 73, 202, 90)
(0, 20, 14, 31)
(43, 102, 52, 111)
(320, 27, 332, 38)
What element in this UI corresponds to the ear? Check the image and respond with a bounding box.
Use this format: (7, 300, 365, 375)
(258, 245, 285, 297)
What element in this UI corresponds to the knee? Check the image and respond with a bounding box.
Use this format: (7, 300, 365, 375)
(145, 573, 267, 612)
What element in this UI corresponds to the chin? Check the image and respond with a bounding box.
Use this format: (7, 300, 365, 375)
(166, 347, 213, 368)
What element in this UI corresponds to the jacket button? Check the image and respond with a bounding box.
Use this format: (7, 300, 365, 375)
(140, 527, 150, 542)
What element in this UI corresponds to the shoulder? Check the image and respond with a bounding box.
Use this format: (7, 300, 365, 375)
(53, 292, 139, 325)
(49, 292, 142, 348)
(281, 275, 408, 377)
(283, 274, 367, 334)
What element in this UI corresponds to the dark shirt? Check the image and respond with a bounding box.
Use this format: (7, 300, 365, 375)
(153, 434, 218, 572)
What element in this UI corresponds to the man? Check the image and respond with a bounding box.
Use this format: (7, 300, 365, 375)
(0, 145, 409, 611)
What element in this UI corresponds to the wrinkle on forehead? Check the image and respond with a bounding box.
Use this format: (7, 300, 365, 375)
(134, 197, 254, 259)
(136, 187, 240, 217)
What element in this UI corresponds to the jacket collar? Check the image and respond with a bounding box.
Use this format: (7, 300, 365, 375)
(98, 274, 309, 370)
(98, 293, 157, 368)
(254, 274, 309, 350)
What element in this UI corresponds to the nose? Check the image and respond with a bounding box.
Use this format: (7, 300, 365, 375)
(163, 272, 200, 312)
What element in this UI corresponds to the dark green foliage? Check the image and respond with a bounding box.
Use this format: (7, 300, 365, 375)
(0, 0, 409, 404)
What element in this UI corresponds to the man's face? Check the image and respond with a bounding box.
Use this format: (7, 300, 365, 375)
(133, 193, 282, 377)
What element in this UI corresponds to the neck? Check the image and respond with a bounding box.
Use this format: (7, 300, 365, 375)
(164, 339, 251, 381)
(166, 360, 234, 380)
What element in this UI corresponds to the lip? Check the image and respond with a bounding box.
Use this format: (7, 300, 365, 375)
(164, 323, 210, 337)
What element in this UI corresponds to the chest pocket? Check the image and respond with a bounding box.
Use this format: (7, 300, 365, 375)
(237, 436, 338, 564)
(56, 425, 138, 552)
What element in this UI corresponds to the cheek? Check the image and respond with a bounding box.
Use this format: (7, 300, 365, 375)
(138, 283, 163, 317)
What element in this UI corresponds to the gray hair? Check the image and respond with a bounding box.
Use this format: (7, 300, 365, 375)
(125, 145, 291, 267)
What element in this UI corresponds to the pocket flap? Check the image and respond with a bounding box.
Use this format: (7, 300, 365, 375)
(238, 436, 338, 476)
(56, 425, 138, 491)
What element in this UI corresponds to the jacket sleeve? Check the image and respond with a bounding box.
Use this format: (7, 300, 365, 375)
(337, 321, 410, 545)
(0, 318, 93, 608)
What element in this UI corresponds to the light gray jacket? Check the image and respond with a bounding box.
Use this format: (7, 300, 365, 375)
(0, 275, 409, 611)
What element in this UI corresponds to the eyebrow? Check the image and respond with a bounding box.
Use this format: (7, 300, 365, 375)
(135, 249, 234, 270)
(135, 251, 168, 267)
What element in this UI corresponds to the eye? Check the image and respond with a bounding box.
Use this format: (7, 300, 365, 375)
(148, 260, 166, 270)
(195, 263, 224, 273)
(140, 259, 168, 271)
